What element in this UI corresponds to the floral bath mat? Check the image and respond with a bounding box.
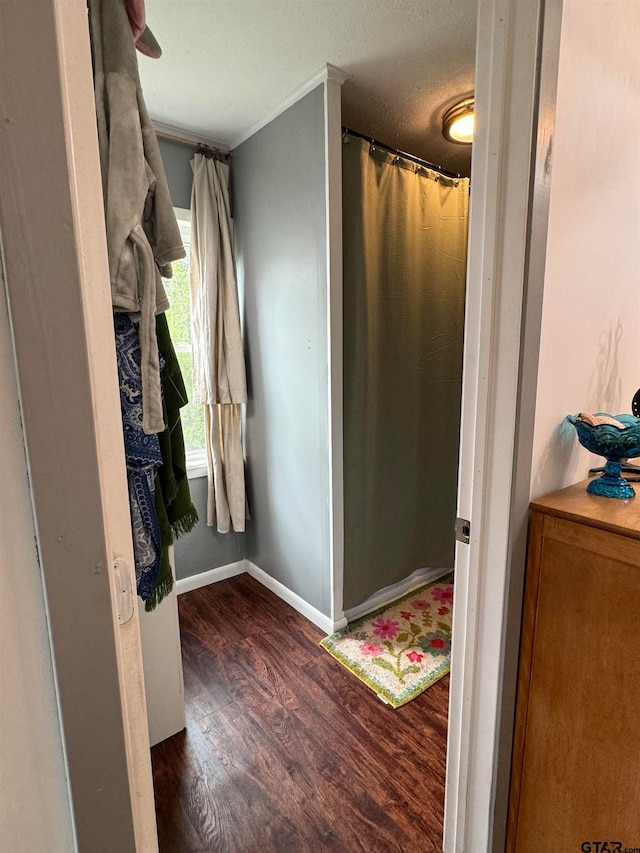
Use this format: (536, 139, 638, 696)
(320, 575, 454, 708)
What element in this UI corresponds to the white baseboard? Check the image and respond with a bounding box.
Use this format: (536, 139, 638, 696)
(174, 558, 344, 634)
(344, 566, 453, 623)
(176, 560, 246, 595)
(245, 561, 342, 635)
(175, 562, 449, 633)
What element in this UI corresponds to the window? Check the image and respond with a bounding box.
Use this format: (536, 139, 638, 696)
(162, 208, 207, 477)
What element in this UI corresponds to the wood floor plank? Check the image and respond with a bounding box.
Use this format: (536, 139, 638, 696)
(153, 707, 266, 852)
(152, 751, 207, 853)
(254, 632, 447, 847)
(234, 575, 327, 654)
(304, 653, 449, 782)
(206, 700, 411, 853)
(180, 659, 233, 722)
(152, 575, 449, 852)
(201, 704, 354, 852)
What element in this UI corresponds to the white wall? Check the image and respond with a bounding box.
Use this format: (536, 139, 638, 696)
(138, 554, 185, 747)
(0, 281, 76, 852)
(530, 0, 640, 498)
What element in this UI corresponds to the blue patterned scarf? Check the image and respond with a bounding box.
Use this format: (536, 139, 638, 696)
(114, 313, 163, 601)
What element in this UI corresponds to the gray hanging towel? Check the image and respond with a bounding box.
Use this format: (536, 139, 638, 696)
(90, 0, 185, 434)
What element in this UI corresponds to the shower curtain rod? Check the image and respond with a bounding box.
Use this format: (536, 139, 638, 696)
(342, 127, 462, 180)
(154, 127, 231, 161)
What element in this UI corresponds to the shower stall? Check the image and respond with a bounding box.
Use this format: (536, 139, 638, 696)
(341, 131, 470, 612)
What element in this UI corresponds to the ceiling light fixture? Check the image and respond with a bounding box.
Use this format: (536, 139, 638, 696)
(442, 98, 474, 144)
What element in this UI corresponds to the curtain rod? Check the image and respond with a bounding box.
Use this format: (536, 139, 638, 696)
(342, 127, 461, 180)
(154, 128, 231, 161)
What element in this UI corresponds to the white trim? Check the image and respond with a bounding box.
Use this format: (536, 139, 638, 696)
(173, 206, 191, 228)
(152, 120, 229, 151)
(344, 567, 452, 623)
(176, 559, 347, 634)
(186, 448, 207, 480)
(176, 561, 247, 595)
(246, 562, 347, 635)
(444, 1, 559, 851)
(488, 1, 564, 843)
(324, 64, 350, 85)
(231, 63, 349, 150)
(173, 208, 191, 248)
(323, 72, 347, 633)
(186, 463, 208, 480)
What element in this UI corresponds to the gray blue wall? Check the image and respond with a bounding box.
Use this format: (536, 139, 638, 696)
(173, 478, 244, 578)
(232, 85, 332, 617)
(157, 136, 245, 581)
(157, 136, 193, 210)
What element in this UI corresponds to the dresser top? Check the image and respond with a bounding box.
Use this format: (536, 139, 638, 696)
(530, 480, 640, 540)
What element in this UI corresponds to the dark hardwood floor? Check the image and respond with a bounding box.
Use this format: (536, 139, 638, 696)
(151, 574, 449, 853)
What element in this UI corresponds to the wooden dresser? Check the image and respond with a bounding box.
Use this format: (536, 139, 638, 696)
(507, 481, 640, 852)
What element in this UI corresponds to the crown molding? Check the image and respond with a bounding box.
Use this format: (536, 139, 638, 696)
(151, 120, 230, 151)
(231, 63, 349, 150)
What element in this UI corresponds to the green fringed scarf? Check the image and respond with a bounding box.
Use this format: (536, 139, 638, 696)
(145, 313, 199, 611)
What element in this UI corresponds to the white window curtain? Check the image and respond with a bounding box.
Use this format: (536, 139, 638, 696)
(190, 153, 248, 532)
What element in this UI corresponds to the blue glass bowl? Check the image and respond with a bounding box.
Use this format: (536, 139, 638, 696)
(567, 413, 640, 499)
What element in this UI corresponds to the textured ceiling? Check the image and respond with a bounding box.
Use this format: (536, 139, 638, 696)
(139, 0, 477, 176)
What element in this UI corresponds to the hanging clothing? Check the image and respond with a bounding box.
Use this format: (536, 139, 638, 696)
(114, 313, 163, 601)
(124, 0, 162, 58)
(145, 314, 199, 611)
(90, 0, 185, 434)
(190, 154, 248, 532)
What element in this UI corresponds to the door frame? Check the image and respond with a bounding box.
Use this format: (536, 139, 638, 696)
(444, 0, 563, 850)
(0, 2, 157, 850)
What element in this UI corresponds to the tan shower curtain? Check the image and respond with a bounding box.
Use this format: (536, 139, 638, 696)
(190, 153, 247, 532)
(342, 135, 469, 609)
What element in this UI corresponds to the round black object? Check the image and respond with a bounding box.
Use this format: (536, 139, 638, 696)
(633, 388, 640, 417)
